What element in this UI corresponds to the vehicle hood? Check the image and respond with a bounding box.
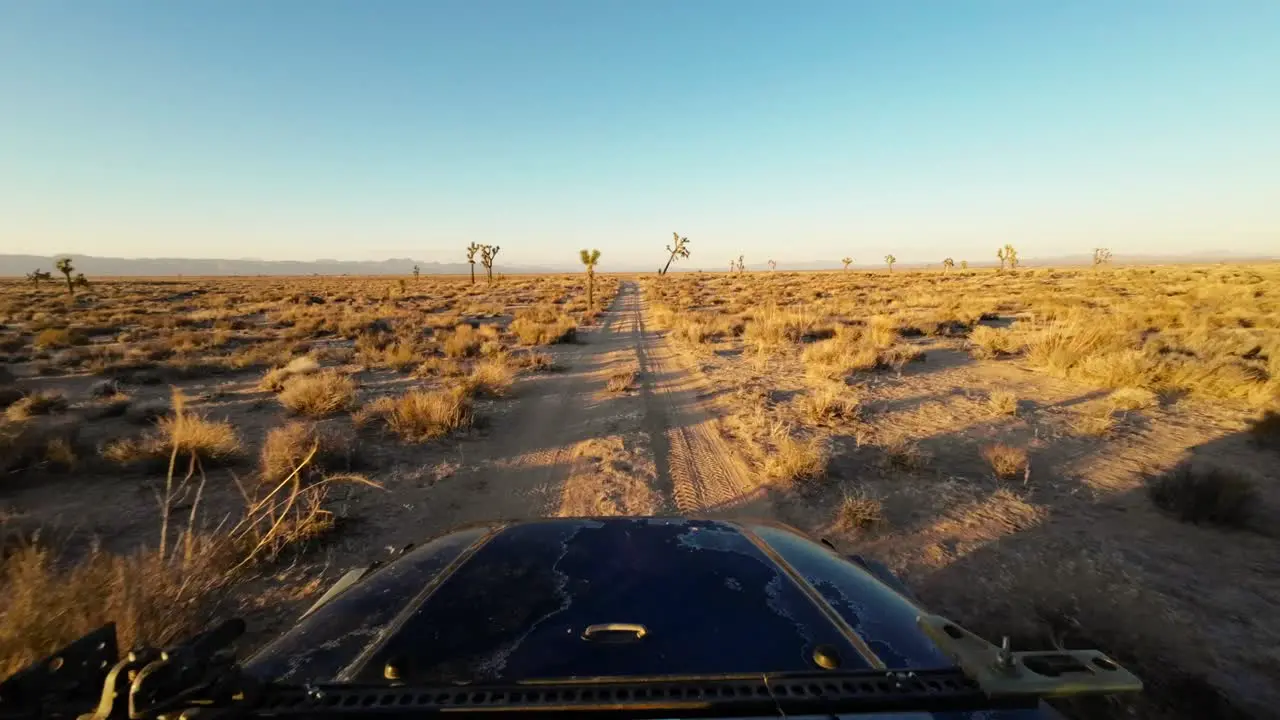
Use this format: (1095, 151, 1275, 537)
(247, 517, 953, 684)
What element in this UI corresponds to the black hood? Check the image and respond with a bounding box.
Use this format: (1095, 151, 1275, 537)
(247, 518, 951, 685)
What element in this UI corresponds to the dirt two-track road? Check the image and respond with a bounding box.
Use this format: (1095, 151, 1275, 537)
(337, 281, 772, 555)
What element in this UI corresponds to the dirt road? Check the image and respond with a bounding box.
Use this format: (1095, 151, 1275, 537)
(344, 281, 769, 553)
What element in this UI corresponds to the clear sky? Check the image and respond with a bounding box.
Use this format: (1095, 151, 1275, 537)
(2, 1, 1277, 268)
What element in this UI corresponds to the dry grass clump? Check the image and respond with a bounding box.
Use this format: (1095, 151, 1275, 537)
(4, 391, 68, 421)
(259, 355, 320, 392)
(1072, 411, 1116, 437)
(464, 358, 515, 397)
(442, 324, 483, 358)
(982, 443, 1029, 480)
(1147, 464, 1257, 528)
(968, 325, 1021, 358)
(802, 328, 882, 379)
(510, 309, 577, 345)
(103, 393, 240, 467)
(259, 421, 358, 485)
(356, 387, 473, 442)
(0, 420, 81, 473)
(33, 327, 88, 349)
(1108, 387, 1158, 412)
(987, 390, 1018, 415)
(278, 370, 356, 416)
(880, 434, 927, 472)
(607, 368, 637, 393)
(836, 492, 885, 532)
(797, 384, 860, 424)
(764, 431, 828, 486)
(0, 541, 228, 678)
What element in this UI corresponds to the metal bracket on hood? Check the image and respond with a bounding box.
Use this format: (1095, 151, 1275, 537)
(917, 613, 1142, 699)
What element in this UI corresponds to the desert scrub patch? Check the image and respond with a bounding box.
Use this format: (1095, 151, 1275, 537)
(277, 371, 356, 417)
(355, 388, 473, 442)
(982, 443, 1029, 481)
(1147, 464, 1257, 529)
(4, 392, 69, 422)
(259, 420, 359, 485)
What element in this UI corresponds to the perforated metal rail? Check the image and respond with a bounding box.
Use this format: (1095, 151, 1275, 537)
(254, 669, 1021, 718)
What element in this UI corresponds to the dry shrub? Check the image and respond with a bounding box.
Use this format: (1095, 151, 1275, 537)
(414, 356, 465, 378)
(1147, 464, 1256, 528)
(837, 493, 885, 532)
(803, 329, 882, 379)
(1249, 410, 1280, 451)
(987, 390, 1018, 416)
(968, 325, 1021, 358)
(764, 432, 828, 486)
(0, 420, 81, 473)
(259, 355, 320, 392)
(103, 392, 239, 467)
(1108, 387, 1157, 412)
(1072, 411, 1116, 437)
(465, 358, 514, 397)
(510, 313, 576, 345)
(231, 469, 378, 566)
(443, 325, 482, 358)
(881, 434, 927, 471)
(357, 388, 472, 441)
(0, 541, 228, 678)
(33, 328, 88, 349)
(4, 391, 68, 421)
(797, 384, 859, 424)
(278, 371, 356, 416)
(982, 443, 1028, 480)
(607, 368, 637, 393)
(259, 421, 358, 485)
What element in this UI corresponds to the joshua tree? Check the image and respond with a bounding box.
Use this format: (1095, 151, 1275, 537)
(729, 259, 736, 273)
(412, 264, 421, 282)
(942, 258, 955, 273)
(26, 269, 52, 287)
(736, 255, 746, 274)
(1093, 248, 1113, 269)
(580, 249, 601, 310)
(660, 233, 691, 275)
(841, 257, 853, 271)
(73, 273, 90, 290)
(998, 244, 1019, 271)
(768, 259, 777, 271)
(466, 242, 482, 284)
(479, 245, 500, 283)
(961, 260, 969, 270)
(55, 257, 76, 296)
(884, 254, 896, 273)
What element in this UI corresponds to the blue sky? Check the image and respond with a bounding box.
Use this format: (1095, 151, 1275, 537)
(2, 1, 1277, 268)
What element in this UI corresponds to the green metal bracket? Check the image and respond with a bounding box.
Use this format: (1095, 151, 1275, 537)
(917, 613, 1143, 699)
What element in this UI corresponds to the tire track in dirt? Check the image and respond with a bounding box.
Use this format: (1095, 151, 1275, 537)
(631, 284, 773, 517)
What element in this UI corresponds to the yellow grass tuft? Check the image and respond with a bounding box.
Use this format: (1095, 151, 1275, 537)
(982, 443, 1028, 480)
(356, 388, 473, 442)
(278, 371, 356, 416)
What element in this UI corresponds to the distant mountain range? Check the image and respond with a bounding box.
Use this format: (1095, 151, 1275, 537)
(0, 250, 1273, 277)
(0, 254, 554, 277)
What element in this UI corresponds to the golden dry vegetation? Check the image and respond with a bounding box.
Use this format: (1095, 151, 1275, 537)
(3, 262, 1279, 719)
(0, 272, 618, 674)
(643, 263, 1280, 719)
